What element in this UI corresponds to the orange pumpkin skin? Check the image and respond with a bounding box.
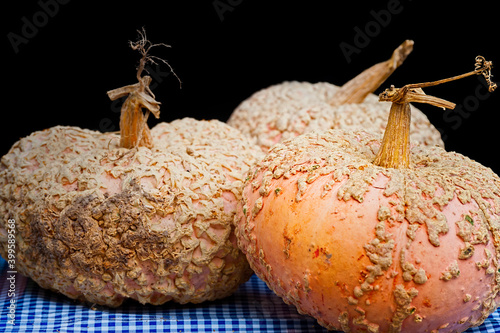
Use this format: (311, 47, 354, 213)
(235, 130, 500, 332)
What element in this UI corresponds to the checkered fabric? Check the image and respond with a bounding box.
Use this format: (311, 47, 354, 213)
(1, 258, 499, 332)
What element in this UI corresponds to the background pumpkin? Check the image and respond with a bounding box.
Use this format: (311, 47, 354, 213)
(235, 57, 499, 332)
(227, 40, 444, 152)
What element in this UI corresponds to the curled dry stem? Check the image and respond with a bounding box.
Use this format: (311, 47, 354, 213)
(131, 27, 182, 88)
(106, 28, 180, 149)
(379, 55, 497, 108)
(373, 56, 496, 169)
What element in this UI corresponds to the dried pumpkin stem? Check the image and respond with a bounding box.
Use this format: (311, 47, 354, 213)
(106, 28, 180, 149)
(372, 101, 412, 169)
(107, 75, 160, 149)
(373, 56, 496, 169)
(329, 40, 414, 106)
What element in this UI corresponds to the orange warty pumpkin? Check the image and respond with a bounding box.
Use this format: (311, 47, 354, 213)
(235, 56, 499, 332)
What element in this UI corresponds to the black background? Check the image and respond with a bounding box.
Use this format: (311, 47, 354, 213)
(3, 0, 499, 174)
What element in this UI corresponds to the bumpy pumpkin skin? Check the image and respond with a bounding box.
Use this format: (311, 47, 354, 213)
(236, 130, 500, 332)
(227, 81, 444, 152)
(0, 118, 261, 307)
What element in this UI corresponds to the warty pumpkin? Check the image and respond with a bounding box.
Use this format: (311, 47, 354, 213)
(0, 32, 261, 307)
(227, 40, 444, 152)
(235, 56, 499, 332)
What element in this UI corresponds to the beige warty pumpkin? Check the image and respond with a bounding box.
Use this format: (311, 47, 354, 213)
(228, 40, 444, 152)
(0, 33, 261, 307)
(235, 57, 499, 332)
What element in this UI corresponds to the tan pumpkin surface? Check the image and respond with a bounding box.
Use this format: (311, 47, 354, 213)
(0, 118, 262, 307)
(228, 81, 444, 152)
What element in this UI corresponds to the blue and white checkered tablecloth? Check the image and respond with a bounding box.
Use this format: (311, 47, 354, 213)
(1, 258, 499, 332)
